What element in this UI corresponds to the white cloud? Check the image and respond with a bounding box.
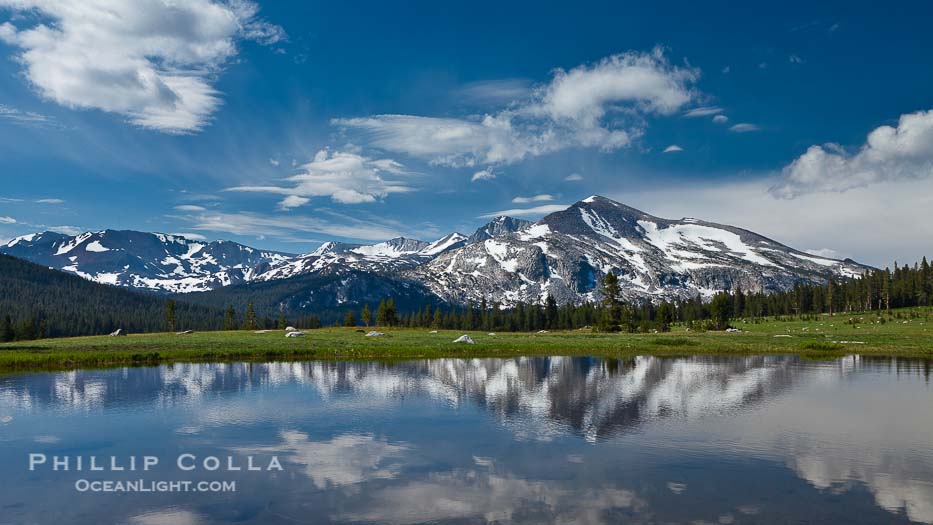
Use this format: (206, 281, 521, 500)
(278, 195, 310, 210)
(457, 79, 530, 104)
(663, 144, 683, 153)
(511, 194, 554, 204)
(564, 173, 584, 182)
(0, 104, 56, 126)
(269, 158, 280, 167)
(712, 114, 729, 124)
(0, 0, 283, 133)
(335, 48, 698, 168)
(35, 198, 64, 204)
(789, 55, 804, 64)
(471, 169, 496, 182)
(174, 205, 206, 212)
(772, 109, 933, 198)
(47, 225, 84, 236)
(683, 106, 723, 117)
(227, 149, 414, 205)
(478, 204, 569, 219)
(176, 209, 403, 241)
(0, 216, 16, 224)
(730, 123, 760, 133)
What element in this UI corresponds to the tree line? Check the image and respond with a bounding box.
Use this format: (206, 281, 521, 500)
(4, 252, 932, 341)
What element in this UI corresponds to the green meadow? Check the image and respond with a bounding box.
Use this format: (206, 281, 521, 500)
(1, 307, 931, 373)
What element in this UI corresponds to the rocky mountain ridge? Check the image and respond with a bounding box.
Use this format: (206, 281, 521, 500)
(2, 196, 870, 304)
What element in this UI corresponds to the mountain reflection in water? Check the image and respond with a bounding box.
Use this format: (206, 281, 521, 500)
(0, 355, 930, 524)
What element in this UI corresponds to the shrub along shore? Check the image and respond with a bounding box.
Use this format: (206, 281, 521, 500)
(1, 307, 931, 373)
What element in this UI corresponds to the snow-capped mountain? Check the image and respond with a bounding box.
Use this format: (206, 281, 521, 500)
(251, 234, 468, 282)
(410, 195, 869, 305)
(1, 196, 870, 304)
(1, 230, 292, 293)
(466, 216, 532, 243)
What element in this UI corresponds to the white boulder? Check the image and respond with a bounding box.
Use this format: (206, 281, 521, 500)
(453, 335, 475, 344)
(365, 331, 385, 337)
(285, 331, 307, 338)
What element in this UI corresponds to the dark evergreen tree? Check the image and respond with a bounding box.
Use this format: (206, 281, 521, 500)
(223, 305, 236, 331)
(164, 300, 177, 332)
(243, 300, 257, 330)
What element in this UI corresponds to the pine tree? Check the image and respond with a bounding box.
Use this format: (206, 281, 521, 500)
(1, 314, 14, 342)
(376, 299, 388, 327)
(344, 311, 357, 327)
(385, 298, 398, 327)
(544, 294, 558, 329)
(710, 292, 732, 330)
(243, 300, 257, 330)
(656, 302, 674, 332)
(598, 273, 622, 332)
(164, 300, 177, 332)
(223, 305, 236, 331)
(278, 313, 287, 329)
(432, 309, 443, 328)
(361, 304, 372, 326)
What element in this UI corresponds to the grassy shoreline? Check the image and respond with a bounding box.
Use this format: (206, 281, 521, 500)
(1, 309, 932, 373)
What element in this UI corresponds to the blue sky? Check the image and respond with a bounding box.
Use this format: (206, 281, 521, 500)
(1, 0, 932, 266)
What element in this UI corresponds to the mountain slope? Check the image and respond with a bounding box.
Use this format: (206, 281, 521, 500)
(1, 230, 292, 293)
(2, 196, 871, 307)
(410, 195, 869, 305)
(0, 254, 222, 337)
(466, 216, 532, 243)
(182, 266, 440, 324)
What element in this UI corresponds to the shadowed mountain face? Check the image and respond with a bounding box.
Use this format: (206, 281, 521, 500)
(2, 196, 870, 304)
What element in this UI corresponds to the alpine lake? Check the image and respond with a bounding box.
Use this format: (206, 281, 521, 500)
(1, 355, 931, 524)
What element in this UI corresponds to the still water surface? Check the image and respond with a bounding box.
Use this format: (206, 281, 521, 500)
(0, 355, 931, 524)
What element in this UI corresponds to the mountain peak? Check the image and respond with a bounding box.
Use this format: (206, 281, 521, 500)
(467, 216, 532, 244)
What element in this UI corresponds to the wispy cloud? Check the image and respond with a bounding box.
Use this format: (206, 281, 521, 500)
(0, 104, 58, 127)
(683, 106, 723, 118)
(0, 216, 17, 224)
(35, 198, 64, 204)
(511, 194, 554, 204)
(174, 209, 405, 242)
(456, 79, 531, 105)
(712, 114, 729, 124)
(478, 204, 568, 219)
(730, 123, 760, 133)
(0, 0, 284, 133)
(772, 109, 933, 197)
(278, 195, 310, 210)
(335, 48, 698, 171)
(226, 149, 415, 206)
(663, 144, 683, 153)
(471, 169, 496, 182)
(564, 173, 584, 182)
